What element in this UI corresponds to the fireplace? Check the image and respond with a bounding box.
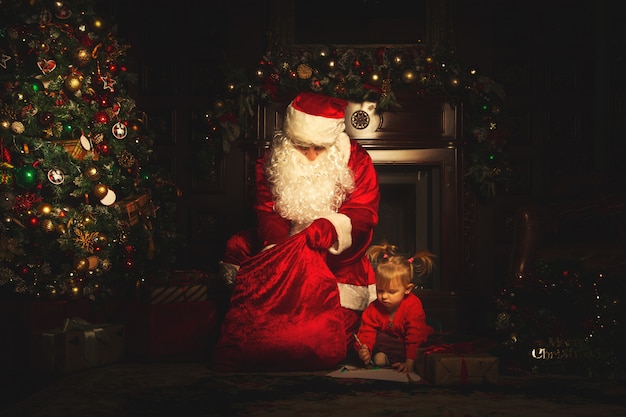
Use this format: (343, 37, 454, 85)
(372, 161, 441, 289)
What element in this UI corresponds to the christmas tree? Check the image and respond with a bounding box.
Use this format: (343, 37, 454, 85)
(0, 0, 180, 300)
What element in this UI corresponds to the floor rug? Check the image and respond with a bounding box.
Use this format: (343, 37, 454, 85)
(2, 362, 626, 417)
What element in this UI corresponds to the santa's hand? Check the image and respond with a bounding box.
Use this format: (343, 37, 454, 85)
(304, 218, 337, 249)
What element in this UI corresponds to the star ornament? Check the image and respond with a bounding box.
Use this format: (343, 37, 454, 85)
(101, 75, 116, 91)
(1, 53, 11, 69)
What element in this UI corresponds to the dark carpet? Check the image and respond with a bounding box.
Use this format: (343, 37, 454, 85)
(2, 361, 626, 417)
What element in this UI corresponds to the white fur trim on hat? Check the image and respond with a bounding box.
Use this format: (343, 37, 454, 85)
(284, 92, 349, 147)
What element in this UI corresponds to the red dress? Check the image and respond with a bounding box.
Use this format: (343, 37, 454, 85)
(355, 293, 434, 363)
(210, 139, 380, 371)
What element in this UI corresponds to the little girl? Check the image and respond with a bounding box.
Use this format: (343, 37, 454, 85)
(354, 242, 435, 373)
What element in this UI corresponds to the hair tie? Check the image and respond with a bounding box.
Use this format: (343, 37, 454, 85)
(407, 257, 414, 264)
(383, 253, 389, 259)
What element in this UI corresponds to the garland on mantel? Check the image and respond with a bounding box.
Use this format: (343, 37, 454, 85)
(199, 44, 512, 199)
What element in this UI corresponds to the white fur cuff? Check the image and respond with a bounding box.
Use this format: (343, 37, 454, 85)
(323, 212, 352, 255)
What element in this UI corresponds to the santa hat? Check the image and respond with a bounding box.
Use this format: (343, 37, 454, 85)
(283, 92, 349, 147)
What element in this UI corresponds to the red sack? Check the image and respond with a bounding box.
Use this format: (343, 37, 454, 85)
(210, 232, 346, 371)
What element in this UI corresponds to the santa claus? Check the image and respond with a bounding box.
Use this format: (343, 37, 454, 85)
(211, 91, 380, 371)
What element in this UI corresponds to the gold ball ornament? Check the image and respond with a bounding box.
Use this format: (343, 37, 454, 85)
(297, 64, 313, 80)
(0, 119, 10, 131)
(392, 55, 403, 68)
(11, 121, 25, 134)
(84, 165, 100, 181)
(401, 69, 416, 84)
(368, 71, 382, 86)
(37, 202, 53, 215)
(92, 183, 109, 200)
(40, 218, 55, 233)
(213, 100, 225, 112)
(72, 48, 91, 66)
(91, 16, 106, 32)
(73, 257, 89, 272)
(64, 74, 83, 92)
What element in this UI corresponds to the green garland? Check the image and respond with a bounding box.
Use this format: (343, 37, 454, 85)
(201, 44, 512, 199)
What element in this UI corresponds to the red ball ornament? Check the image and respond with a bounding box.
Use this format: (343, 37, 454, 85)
(93, 111, 109, 124)
(123, 256, 135, 271)
(38, 111, 54, 127)
(28, 215, 40, 228)
(96, 142, 110, 155)
(17, 264, 31, 278)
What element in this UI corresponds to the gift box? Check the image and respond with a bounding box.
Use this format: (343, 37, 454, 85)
(148, 284, 208, 304)
(115, 193, 155, 226)
(56, 138, 90, 160)
(30, 318, 125, 373)
(122, 300, 220, 359)
(0, 298, 103, 370)
(416, 345, 499, 385)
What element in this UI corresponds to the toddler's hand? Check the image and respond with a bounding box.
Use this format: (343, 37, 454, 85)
(357, 345, 371, 365)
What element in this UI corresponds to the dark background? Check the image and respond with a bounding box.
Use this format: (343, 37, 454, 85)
(110, 0, 624, 307)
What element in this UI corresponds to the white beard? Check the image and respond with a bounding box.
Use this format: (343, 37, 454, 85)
(265, 134, 355, 233)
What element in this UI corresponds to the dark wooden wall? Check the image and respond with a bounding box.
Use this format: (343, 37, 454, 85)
(112, 1, 624, 298)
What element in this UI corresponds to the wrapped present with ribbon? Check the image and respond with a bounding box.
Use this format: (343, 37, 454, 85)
(416, 341, 499, 385)
(147, 284, 208, 304)
(30, 317, 125, 373)
(115, 193, 155, 227)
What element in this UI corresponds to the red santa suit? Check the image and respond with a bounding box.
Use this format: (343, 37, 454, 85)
(211, 92, 380, 372)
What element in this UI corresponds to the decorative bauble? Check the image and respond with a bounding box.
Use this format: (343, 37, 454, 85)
(112, 121, 127, 139)
(368, 71, 382, 86)
(297, 64, 313, 80)
(27, 215, 39, 228)
(0, 119, 10, 131)
(68, 282, 83, 299)
(87, 255, 99, 270)
(0, 169, 14, 190)
(41, 218, 55, 233)
(72, 48, 91, 66)
(73, 257, 89, 272)
(84, 165, 100, 181)
(99, 189, 116, 206)
(15, 165, 39, 188)
(127, 119, 145, 135)
(17, 264, 31, 278)
(92, 183, 108, 200)
(47, 168, 65, 185)
(91, 16, 106, 32)
(96, 142, 110, 155)
(100, 258, 112, 271)
(38, 111, 54, 127)
(37, 202, 53, 215)
(401, 69, 416, 84)
(392, 55, 404, 68)
(29, 78, 44, 93)
(123, 256, 135, 271)
(10, 121, 24, 134)
(64, 74, 83, 92)
(93, 111, 109, 124)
